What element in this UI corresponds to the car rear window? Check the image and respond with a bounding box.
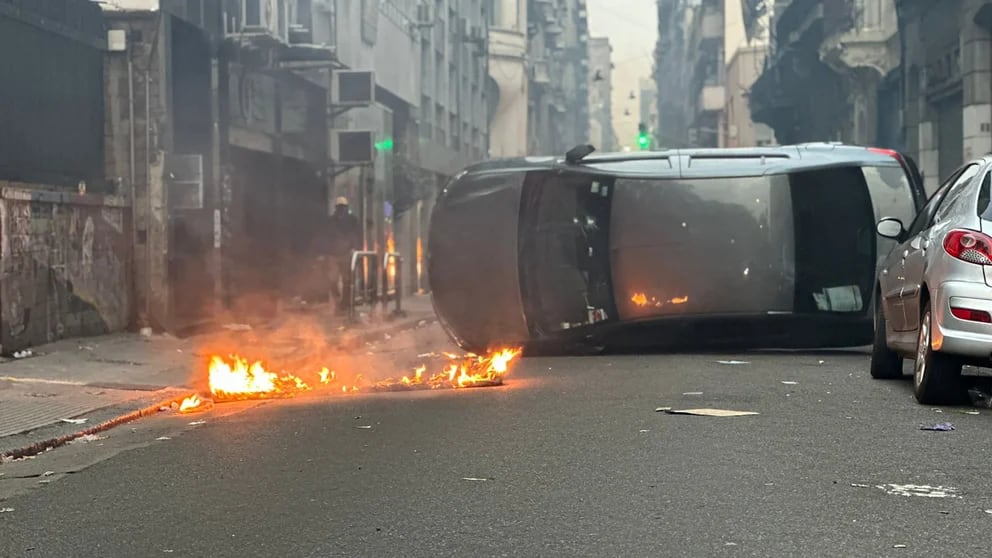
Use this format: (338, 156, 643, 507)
(978, 172, 992, 220)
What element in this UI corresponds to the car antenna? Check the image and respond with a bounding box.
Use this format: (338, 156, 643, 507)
(565, 144, 596, 164)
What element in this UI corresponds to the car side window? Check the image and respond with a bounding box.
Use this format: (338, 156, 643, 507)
(934, 164, 982, 223)
(904, 166, 969, 237)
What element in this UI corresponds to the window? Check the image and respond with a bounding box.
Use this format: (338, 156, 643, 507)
(904, 164, 975, 237)
(934, 163, 981, 222)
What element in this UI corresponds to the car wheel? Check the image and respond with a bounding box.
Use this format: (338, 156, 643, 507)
(913, 307, 964, 405)
(870, 300, 903, 379)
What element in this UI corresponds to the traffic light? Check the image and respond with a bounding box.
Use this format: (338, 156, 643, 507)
(374, 137, 394, 151)
(637, 123, 650, 150)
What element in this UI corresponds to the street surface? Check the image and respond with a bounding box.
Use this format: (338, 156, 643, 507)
(2, 323, 992, 557)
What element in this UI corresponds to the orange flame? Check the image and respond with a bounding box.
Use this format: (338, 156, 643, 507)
(179, 394, 203, 413)
(631, 292, 689, 308)
(201, 347, 522, 403)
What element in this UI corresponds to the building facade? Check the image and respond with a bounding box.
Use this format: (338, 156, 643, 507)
(722, 0, 775, 147)
(587, 36, 616, 151)
(526, 0, 591, 155)
(898, 0, 992, 191)
(639, 77, 658, 146)
(748, 0, 901, 158)
(488, 0, 530, 157)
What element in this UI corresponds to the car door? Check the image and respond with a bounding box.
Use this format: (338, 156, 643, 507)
(901, 163, 981, 331)
(883, 170, 962, 331)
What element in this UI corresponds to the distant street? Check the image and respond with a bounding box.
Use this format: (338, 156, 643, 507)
(2, 323, 991, 557)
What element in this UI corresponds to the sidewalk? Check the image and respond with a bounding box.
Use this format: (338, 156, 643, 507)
(0, 295, 436, 454)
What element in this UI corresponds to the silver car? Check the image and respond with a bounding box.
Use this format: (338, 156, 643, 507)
(873, 158, 992, 404)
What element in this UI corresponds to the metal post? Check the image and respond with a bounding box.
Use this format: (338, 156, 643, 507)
(382, 252, 404, 318)
(349, 250, 378, 322)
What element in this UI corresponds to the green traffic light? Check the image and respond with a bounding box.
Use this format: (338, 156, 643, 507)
(637, 135, 650, 149)
(374, 138, 394, 151)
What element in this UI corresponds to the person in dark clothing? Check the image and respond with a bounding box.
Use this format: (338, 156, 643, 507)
(328, 196, 362, 313)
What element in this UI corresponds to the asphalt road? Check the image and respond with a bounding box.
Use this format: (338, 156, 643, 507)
(2, 325, 992, 557)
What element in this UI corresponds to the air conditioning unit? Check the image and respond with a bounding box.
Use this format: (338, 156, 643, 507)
(333, 130, 375, 164)
(332, 70, 376, 106)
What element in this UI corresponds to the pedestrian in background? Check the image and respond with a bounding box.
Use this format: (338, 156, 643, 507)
(328, 196, 362, 315)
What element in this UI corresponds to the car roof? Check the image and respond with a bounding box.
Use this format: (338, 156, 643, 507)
(461, 143, 910, 180)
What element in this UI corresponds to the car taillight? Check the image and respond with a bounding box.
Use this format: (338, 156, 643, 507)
(868, 147, 900, 159)
(951, 307, 992, 323)
(943, 229, 992, 265)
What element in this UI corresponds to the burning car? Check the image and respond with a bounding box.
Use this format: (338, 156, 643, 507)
(428, 143, 926, 353)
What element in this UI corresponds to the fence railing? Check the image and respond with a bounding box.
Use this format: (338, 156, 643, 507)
(348, 249, 405, 321)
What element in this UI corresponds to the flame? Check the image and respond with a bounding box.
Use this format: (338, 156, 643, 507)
(631, 292, 689, 308)
(201, 347, 522, 403)
(416, 237, 424, 292)
(386, 233, 397, 284)
(179, 394, 203, 413)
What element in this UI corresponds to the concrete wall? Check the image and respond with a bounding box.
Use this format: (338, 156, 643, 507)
(0, 186, 131, 352)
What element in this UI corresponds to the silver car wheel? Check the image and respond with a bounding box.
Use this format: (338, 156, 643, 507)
(914, 312, 930, 388)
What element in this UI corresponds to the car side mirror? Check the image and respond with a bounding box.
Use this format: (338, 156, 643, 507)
(876, 217, 906, 241)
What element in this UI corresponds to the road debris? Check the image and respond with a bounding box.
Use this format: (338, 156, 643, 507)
(851, 483, 870, 488)
(664, 408, 759, 417)
(354, 425, 373, 430)
(155, 436, 171, 441)
(461, 477, 492, 482)
(717, 360, 749, 365)
(781, 381, 798, 385)
(71, 434, 106, 443)
(0, 508, 14, 514)
(639, 429, 650, 433)
(876, 484, 960, 498)
(188, 420, 206, 426)
(893, 544, 907, 549)
(920, 422, 955, 432)
(59, 418, 88, 425)
(682, 392, 703, 396)
(654, 407, 672, 412)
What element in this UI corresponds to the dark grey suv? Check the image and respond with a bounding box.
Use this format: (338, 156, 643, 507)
(428, 143, 927, 354)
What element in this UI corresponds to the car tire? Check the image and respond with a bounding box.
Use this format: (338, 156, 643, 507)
(870, 301, 903, 379)
(913, 306, 965, 405)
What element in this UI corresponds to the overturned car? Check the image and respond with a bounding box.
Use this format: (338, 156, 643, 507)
(427, 143, 926, 354)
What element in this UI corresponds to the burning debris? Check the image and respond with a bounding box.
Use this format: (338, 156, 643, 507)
(631, 292, 689, 308)
(177, 347, 522, 413)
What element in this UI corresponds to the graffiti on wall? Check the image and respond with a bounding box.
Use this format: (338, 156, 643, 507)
(0, 188, 130, 352)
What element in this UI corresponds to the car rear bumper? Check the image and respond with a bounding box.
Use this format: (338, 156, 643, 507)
(932, 280, 992, 358)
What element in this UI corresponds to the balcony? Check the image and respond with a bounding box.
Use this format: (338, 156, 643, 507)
(698, 84, 725, 112)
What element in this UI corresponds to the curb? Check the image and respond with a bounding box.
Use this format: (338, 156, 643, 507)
(0, 392, 194, 462)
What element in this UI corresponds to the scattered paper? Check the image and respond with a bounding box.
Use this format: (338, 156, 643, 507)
(155, 436, 171, 441)
(876, 484, 960, 499)
(851, 483, 870, 488)
(639, 429, 650, 433)
(188, 420, 206, 426)
(461, 477, 490, 482)
(59, 418, 88, 425)
(682, 392, 703, 396)
(654, 407, 672, 412)
(0, 508, 13, 514)
(893, 545, 907, 549)
(74, 434, 106, 443)
(664, 408, 759, 417)
(717, 360, 749, 365)
(781, 381, 798, 385)
(354, 425, 373, 430)
(42, 471, 55, 477)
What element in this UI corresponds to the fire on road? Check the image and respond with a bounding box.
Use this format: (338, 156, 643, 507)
(178, 347, 522, 413)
